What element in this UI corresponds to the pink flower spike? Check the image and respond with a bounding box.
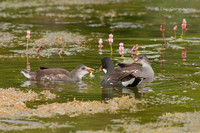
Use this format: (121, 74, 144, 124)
(119, 42, 123, 47)
(99, 39, 103, 44)
(26, 35, 30, 40)
(119, 48, 124, 55)
(181, 23, 186, 30)
(181, 19, 187, 30)
(173, 25, 177, 31)
(26, 30, 31, 40)
(184, 28, 188, 33)
(108, 38, 113, 46)
(132, 44, 138, 52)
(160, 25, 165, 32)
(183, 19, 186, 24)
(109, 33, 113, 39)
(99, 45, 103, 49)
(27, 30, 31, 34)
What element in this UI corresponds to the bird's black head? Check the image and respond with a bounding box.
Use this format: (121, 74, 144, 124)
(101, 57, 114, 74)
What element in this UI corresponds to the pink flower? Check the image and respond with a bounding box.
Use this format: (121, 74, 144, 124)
(184, 28, 188, 33)
(108, 38, 113, 46)
(160, 25, 164, 32)
(181, 23, 186, 29)
(108, 33, 113, 46)
(181, 19, 187, 29)
(109, 33, 113, 39)
(99, 39, 103, 44)
(173, 25, 177, 31)
(99, 45, 103, 49)
(132, 44, 138, 52)
(119, 42, 123, 47)
(183, 19, 186, 24)
(119, 43, 124, 55)
(119, 50, 123, 56)
(26, 30, 31, 40)
(98, 39, 103, 50)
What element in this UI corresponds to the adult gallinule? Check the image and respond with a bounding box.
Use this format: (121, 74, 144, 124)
(20, 65, 93, 82)
(100, 54, 154, 87)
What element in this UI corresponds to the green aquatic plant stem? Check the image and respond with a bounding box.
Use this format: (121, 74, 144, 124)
(26, 39, 29, 52)
(26, 39, 30, 72)
(174, 30, 176, 39)
(110, 45, 113, 58)
(110, 45, 113, 53)
(181, 29, 185, 39)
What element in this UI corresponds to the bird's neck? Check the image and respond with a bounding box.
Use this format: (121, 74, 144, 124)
(105, 66, 115, 75)
(141, 63, 154, 78)
(70, 70, 81, 80)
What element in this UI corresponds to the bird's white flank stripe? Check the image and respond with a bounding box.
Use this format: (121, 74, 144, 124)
(122, 78, 135, 87)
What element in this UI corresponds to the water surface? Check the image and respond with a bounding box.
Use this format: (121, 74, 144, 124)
(0, 0, 200, 132)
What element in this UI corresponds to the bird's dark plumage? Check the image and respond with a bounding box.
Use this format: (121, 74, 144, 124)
(100, 54, 154, 87)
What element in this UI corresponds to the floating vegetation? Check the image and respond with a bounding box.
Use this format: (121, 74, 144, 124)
(9, 31, 88, 58)
(0, 88, 55, 119)
(112, 22, 144, 29)
(33, 31, 85, 47)
(0, 32, 15, 47)
(0, 88, 138, 119)
(0, 0, 129, 10)
(33, 96, 138, 118)
(103, 111, 200, 133)
(147, 93, 193, 105)
(0, 121, 74, 131)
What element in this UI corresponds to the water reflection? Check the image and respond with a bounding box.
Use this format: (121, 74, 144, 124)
(182, 48, 188, 65)
(20, 80, 89, 91)
(101, 78, 153, 100)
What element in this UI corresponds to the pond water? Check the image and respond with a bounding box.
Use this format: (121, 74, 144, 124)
(0, 0, 200, 132)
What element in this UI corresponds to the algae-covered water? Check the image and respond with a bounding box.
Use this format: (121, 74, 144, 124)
(0, 0, 200, 132)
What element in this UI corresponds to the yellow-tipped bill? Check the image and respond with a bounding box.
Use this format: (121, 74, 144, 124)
(86, 67, 94, 73)
(136, 52, 141, 55)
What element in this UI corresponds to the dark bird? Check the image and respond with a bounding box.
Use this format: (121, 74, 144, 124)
(20, 65, 93, 82)
(100, 54, 154, 87)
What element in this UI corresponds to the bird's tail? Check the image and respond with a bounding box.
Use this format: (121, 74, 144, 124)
(20, 70, 31, 79)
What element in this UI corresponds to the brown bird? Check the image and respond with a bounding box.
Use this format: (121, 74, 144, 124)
(20, 65, 93, 82)
(100, 54, 154, 87)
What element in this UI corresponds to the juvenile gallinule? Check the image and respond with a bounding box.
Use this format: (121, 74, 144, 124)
(100, 54, 154, 87)
(20, 65, 93, 82)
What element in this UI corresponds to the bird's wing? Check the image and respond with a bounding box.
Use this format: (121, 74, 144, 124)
(35, 68, 70, 80)
(104, 71, 135, 83)
(116, 63, 142, 77)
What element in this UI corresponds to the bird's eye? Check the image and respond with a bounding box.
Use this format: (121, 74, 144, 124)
(82, 67, 85, 70)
